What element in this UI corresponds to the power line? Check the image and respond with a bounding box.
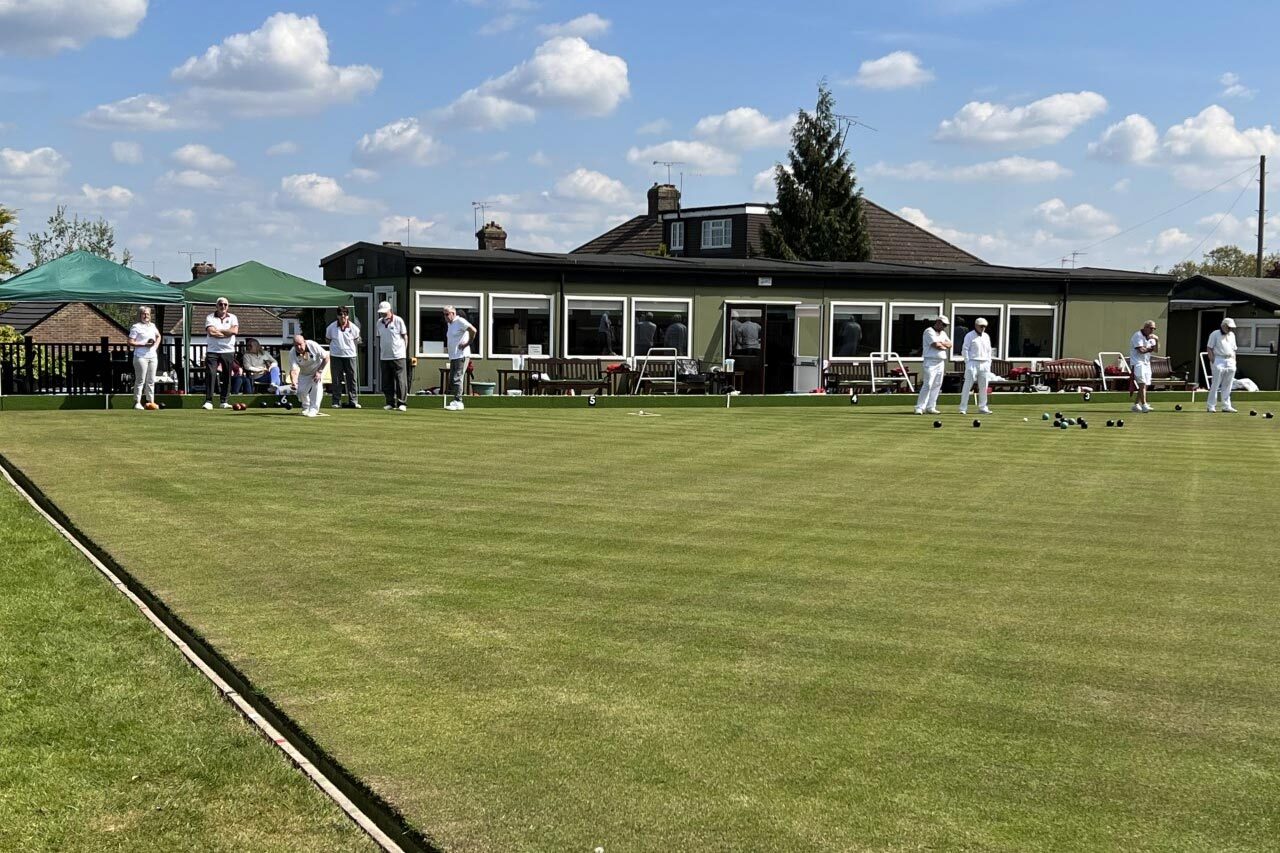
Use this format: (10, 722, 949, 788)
(1176, 164, 1259, 266)
(1030, 161, 1260, 268)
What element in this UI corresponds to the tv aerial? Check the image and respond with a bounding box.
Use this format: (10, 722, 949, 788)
(652, 161, 685, 184)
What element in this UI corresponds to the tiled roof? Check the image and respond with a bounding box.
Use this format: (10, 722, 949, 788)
(0, 302, 58, 333)
(860, 200, 983, 264)
(1177, 275, 1280, 310)
(571, 215, 663, 255)
(570, 199, 985, 264)
(168, 305, 287, 337)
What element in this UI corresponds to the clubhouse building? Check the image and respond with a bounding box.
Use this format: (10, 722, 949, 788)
(320, 184, 1183, 395)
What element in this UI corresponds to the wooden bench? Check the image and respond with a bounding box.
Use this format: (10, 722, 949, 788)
(823, 361, 917, 393)
(527, 358, 612, 395)
(986, 358, 1028, 393)
(1038, 358, 1103, 391)
(1122, 355, 1193, 392)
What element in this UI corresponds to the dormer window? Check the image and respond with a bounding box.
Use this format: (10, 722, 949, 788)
(702, 218, 732, 250)
(669, 221, 684, 251)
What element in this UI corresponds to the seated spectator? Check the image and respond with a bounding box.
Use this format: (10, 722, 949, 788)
(229, 357, 252, 394)
(241, 338, 281, 389)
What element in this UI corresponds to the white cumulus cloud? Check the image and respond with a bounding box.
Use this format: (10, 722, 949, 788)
(81, 94, 192, 131)
(159, 169, 222, 191)
(280, 173, 379, 213)
(554, 168, 632, 206)
(626, 140, 739, 176)
(171, 143, 234, 173)
(1162, 105, 1278, 162)
(379, 215, 437, 244)
(74, 183, 135, 208)
(936, 91, 1107, 146)
(1152, 227, 1194, 254)
(170, 13, 381, 117)
(536, 13, 610, 38)
(355, 117, 445, 165)
(868, 156, 1071, 182)
(1033, 198, 1119, 239)
(852, 51, 934, 90)
(0, 146, 70, 178)
(158, 208, 196, 227)
(111, 141, 143, 164)
(437, 36, 628, 130)
(694, 107, 794, 149)
(0, 0, 147, 56)
(1088, 114, 1159, 163)
(1219, 72, 1255, 100)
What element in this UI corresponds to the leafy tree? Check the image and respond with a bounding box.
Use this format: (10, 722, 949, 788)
(25, 206, 136, 328)
(1165, 245, 1280, 279)
(761, 84, 872, 262)
(0, 204, 17, 278)
(26, 205, 132, 268)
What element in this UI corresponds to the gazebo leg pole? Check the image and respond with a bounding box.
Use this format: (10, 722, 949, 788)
(182, 304, 191, 395)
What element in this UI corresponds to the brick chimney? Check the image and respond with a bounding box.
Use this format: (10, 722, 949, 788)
(476, 221, 507, 250)
(647, 183, 681, 217)
(192, 261, 216, 279)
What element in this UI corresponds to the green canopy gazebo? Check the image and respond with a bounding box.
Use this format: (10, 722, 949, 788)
(179, 261, 351, 392)
(0, 250, 184, 305)
(181, 261, 351, 308)
(0, 252, 185, 405)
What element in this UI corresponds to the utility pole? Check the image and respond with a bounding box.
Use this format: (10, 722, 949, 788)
(1257, 154, 1266, 277)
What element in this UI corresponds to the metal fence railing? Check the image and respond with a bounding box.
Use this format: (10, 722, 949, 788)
(0, 337, 284, 395)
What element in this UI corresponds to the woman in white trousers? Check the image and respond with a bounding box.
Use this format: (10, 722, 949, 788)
(127, 306, 160, 409)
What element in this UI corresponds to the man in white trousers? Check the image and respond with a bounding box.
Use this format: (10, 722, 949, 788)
(1206, 317, 1238, 413)
(287, 333, 330, 418)
(1129, 320, 1159, 413)
(958, 317, 994, 415)
(914, 315, 951, 415)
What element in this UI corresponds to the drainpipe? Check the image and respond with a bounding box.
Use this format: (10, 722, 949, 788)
(1060, 276, 1070, 359)
(558, 273, 565, 358)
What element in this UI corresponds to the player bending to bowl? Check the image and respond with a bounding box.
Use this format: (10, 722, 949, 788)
(288, 334, 330, 418)
(1129, 320, 1158, 413)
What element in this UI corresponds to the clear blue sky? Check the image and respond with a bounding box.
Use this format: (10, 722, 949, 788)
(0, 0, 1275, 282)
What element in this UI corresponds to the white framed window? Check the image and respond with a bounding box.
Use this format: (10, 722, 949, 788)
(416, 291, 482, 358)
(701, 218, 732, 250)
(565, 296, 627, 358)
(1236, 319, 1280, 354)
(1005, 304, 1058, 360)
(489, 293, 553, 358)
(669, 221, 684, 251)
(950, 304, 1004, 361)
(828, 302, 884, 360)
(632, 298, 693, 359)
(888, 302, 944, 359)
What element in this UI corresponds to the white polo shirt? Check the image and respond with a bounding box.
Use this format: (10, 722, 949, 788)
(446, 316, 473, 360)
(1130, 331, 1155, 366)
(128, 322, 159, 358)
(326, 320, 361, 358)
(292, 340, 327, 376)
(1207, 329, 1237, 366)
(922, 327, 951, 362)
(962, 330, 992, 363)
(376, 315, 408, 361)
(205, 312, 238, 354)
